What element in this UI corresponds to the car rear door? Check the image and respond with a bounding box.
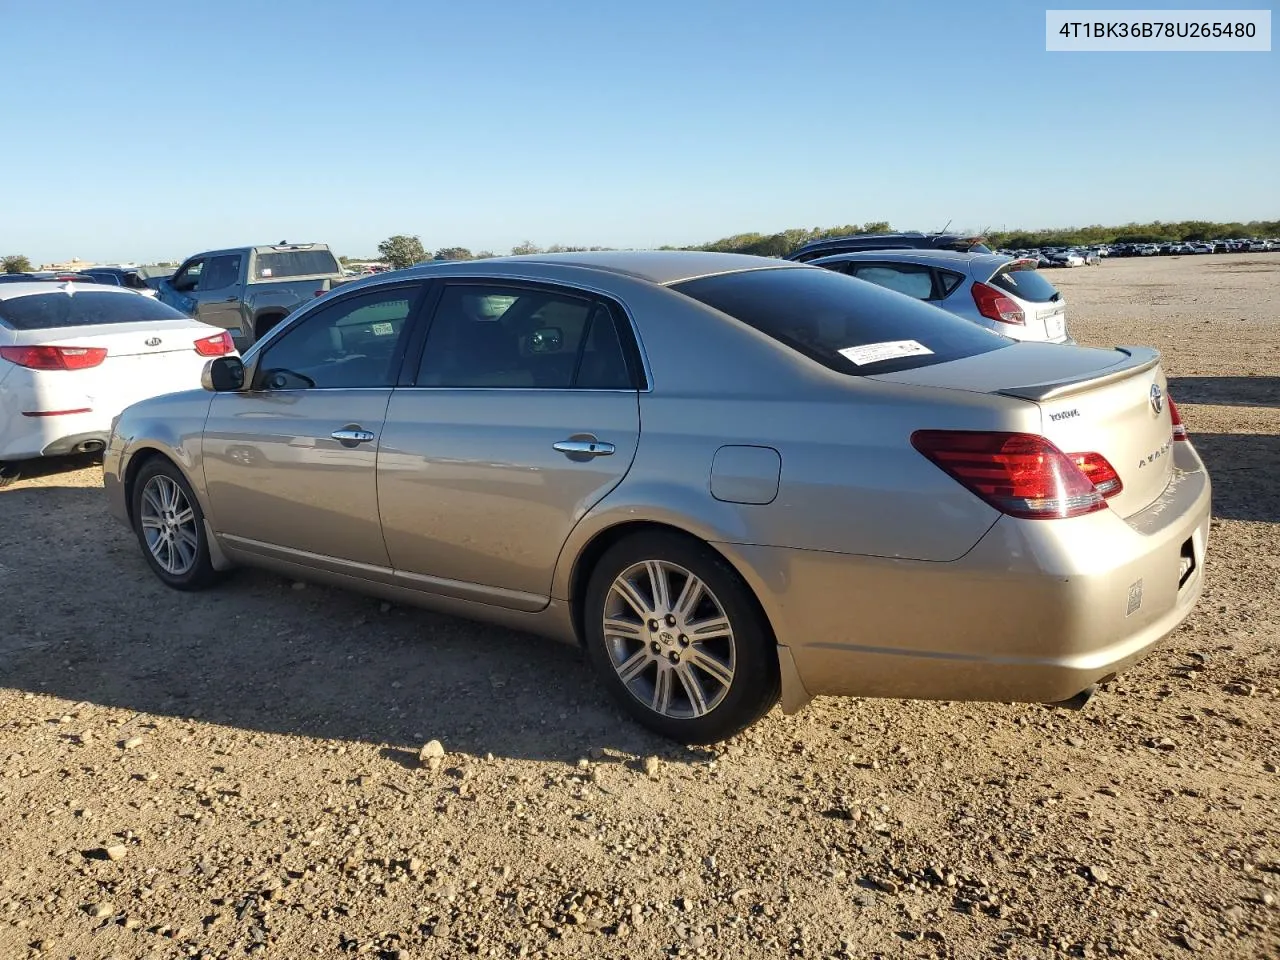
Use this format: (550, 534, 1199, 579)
(377, 280, 642, 610)
(201, 281, 428, 570)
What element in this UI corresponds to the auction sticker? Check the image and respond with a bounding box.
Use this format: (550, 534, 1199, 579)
(838, 340, 934, 365)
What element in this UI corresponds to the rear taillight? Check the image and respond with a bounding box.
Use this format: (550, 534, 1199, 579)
(0, 345, 108, 370)
(971, 281, 1025, 325)
(194, 331, 235, 357)
(1070, 452, 1123, 498)
(1167, 395, 1188, 440)
(911, 430, 1111, 520)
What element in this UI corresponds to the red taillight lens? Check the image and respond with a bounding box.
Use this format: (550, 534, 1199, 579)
(1069, 452, 1123, 498)
(0, 345, 108, 370)
(911, 430, 1107, 519)
(971, 281, 1025, 325)
(1167, 395, 1188, 440)
(193, 331, 235, 357)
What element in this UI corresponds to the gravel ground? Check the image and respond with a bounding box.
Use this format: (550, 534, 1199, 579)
(1, 253, 1277, 960)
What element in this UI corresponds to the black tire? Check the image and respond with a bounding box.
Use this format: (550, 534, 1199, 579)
(0, 463, 20, 488)
(130, 458, 223, 591)
(255, 314, 285, 342)
(583, 531, 779, 744)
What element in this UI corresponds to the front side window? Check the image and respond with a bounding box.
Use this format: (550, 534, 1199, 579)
(416, 284, 633, 389)
(255, 285, 421, 390)
(199, 255, 241, 291)
(170, 259, 204, 292)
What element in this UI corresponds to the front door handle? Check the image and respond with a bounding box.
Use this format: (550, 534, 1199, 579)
(331, 426, 376, 446)
(553, 437, 615, 461)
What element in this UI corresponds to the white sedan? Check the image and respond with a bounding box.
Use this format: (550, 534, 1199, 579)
(1, 282, 237, 486)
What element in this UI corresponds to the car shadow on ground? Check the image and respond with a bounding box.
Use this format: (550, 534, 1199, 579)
(0, 484, 715, 767)
(1168, 376, 1280, 408)
(1191, 433, 1280, 524)
(0, 452, 102, 483)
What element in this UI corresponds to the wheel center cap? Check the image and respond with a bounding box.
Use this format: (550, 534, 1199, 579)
(659, 631, 674, 645)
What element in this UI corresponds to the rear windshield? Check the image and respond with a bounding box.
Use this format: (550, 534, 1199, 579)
(253, 249, 340, 279)
(0, 291, 188, 330)
(673, 267, 1011, 375)
(990, 264, 1061, 304)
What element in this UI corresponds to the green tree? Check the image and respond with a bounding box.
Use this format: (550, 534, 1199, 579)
(377, 235, 427, 270)
(2, 254, 32, 274)
(510, 241, 542, 255)
(433, 247, 473, 261)
(474, 250, 497, 259)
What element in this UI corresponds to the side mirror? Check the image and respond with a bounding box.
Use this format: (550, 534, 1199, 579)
(201, 356, 246, 392)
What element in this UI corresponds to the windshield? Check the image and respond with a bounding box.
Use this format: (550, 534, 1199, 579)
(0, 290, 188, 330)
(673, 267, 1011, 376)
(991, 264, 1062, 303)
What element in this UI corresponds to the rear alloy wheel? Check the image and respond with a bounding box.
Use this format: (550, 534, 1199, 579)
(131, 459, 221, 590)
(584, 532, 779, 743)
(0, 463, 20, 488)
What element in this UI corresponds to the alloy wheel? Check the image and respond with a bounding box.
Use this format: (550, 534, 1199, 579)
(602, 559, 736, 719)
(139, 475, 199, 576)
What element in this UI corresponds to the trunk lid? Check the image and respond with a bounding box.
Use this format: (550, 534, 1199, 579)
(12, 318, 222, 358)
(871, 343, 1176, 518)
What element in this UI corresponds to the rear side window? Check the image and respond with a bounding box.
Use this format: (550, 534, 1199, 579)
(253, 249, 340, 279)
(0, 291, 188, 330)
(673, 267, 1010, 375)
(847, 263, 934, 300)
(989, 265, 1060, 304)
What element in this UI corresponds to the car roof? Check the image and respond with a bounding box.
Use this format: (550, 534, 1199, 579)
(812, 249, 1012, 272)
(0, 281, 139, 301)
(405, 250, 796, 286)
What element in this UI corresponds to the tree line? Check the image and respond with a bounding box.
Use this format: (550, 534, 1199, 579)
(6, 218, 1277, 274)
(366, 218, 1279, 269)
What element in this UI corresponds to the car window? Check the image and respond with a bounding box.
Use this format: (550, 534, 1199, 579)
(416, 284, 632, 389)
(848, 263, 935, 300)
(673, 266, 1010, 376)
(989, 264, 1061, 304)
(199, 255, 241, 291)
(937, 270, 966, 297)
(171, 259, 204, 291)
(0, 291, 188, 329)
(255, 285, 420, 391)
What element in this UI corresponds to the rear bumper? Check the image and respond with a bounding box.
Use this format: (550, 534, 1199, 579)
(1, 410, 112, 461)
(721, 442, 1212, 706)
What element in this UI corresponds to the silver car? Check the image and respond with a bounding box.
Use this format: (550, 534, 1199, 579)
(103, 252, 1210, 743)
(810, 250, 1073, 344)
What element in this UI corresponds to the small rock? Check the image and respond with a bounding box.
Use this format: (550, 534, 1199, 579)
(103, 844, 128, 861)
(642, 756, 660, 779)
(1261, 893, 1275, 907)
(873, 876, 901, 895)
(85, 901, 113, 918)
(419, 740, 445, 765)
(120, 737, 144, 750)
(1067, 736, 1085, 748)
(1087, 865, 1110, 885)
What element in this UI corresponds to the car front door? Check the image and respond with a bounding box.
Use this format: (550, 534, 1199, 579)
(202, 281, 428, 571)
(192, 254, 245, 337)
(377, 280, 643, 610)
(159, 256, 204, 314)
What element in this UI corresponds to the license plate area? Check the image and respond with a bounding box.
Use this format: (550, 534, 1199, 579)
(1177, 537, 1197, 589)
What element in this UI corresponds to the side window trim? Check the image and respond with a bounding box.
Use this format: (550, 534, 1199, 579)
(250, 280, 430, 392)
(404, 278, 647, 391)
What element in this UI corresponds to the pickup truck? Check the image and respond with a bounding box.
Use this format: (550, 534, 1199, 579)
(155, 242, 346, 345)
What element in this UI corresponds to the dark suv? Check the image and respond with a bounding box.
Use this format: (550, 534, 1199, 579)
(785, 231, 992, 263)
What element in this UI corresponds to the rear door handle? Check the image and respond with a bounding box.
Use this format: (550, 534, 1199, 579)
(553, 437, 615, 460)
(331, 427, 376, 446)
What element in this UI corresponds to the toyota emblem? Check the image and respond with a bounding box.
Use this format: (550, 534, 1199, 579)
(1149, 382, 1164, 415)
(145, 337, 162, 347)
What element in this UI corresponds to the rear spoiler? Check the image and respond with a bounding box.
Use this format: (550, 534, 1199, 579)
(995, 346, 1160, 403)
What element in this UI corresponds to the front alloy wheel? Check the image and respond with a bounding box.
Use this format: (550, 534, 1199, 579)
(130, 458, 221, 590)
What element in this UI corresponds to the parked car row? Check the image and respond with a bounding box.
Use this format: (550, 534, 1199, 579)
(997, 238, 1279, 261)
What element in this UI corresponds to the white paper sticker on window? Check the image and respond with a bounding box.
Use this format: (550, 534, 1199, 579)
(371, 322, 394, 336)
(260, 268, 272, 277)
(838, 339, 934, 366)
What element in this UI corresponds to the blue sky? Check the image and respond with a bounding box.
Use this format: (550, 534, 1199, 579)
(2, 0, 1275, 263)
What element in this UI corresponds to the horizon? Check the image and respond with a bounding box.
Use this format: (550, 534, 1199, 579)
(3, 0, 1277, 263)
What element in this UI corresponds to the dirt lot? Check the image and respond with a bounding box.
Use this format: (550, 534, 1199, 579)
(2, 254, 1277, 960)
